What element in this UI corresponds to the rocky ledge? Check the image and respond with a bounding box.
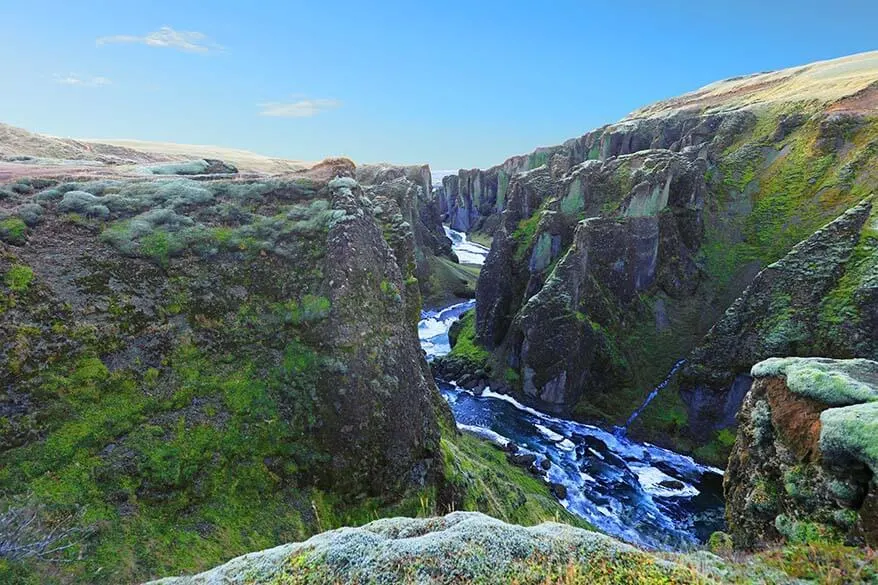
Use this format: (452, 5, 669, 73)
(726, 357, 878, 548)
(147, 511, 802, 585)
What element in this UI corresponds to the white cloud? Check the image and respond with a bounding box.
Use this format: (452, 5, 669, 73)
(54, 74, 112, 87)
(258, 98, 342, 118)
(96, 26, 222, 54)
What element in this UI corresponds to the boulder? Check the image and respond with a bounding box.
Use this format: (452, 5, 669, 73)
(725, 357, 878, 548)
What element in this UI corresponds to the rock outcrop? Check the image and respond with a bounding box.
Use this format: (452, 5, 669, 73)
(436, 51, 878, 464)
(0, 160, 453, 582)
(471, 150, 706, 407)
(680, 197, 878, 442)
(726, 357, 878, 549)
(145, 511, 780, 585)
(355, 164, 462, 306)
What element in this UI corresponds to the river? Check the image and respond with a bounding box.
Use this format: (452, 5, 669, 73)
(418, 227, 725, 550)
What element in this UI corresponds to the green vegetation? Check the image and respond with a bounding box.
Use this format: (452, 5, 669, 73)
(423, 256, 480, 307)
(512, 211, 543, 262)
(693, 428, 737, 464)
(439, 429, 590, 529)
(820, 401, 878, 474)
(447, 309, 489, 369)
(3, 264, 33, 292)
(702, 110, 878, 287)
(759, 543, 878, 584)
(0, 339, 336, 584)
(0, 217, 27, 244)
(751, 357, 878, 406)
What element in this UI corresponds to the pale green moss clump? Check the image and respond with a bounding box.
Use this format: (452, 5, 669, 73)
(4, 264, 34, 292)
(751, 357, 878, 406)
(145, 160, 213, 175)
(148, 512, 703, 585)
(820, 401, 878, 473)
(752, 358, 878, 475)
(58, 190, 111, 219)
(0, 216, 27, 244)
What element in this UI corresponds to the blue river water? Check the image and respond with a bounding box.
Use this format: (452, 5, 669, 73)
(419, 229, 725, 550)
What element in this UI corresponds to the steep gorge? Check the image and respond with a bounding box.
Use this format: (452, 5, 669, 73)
(0, 152, 573, 584)
(3, 50, 878, 585)
(437, 50, 878, 466)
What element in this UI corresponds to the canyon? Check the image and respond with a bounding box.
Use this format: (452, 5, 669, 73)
(2, 50, 878, 584)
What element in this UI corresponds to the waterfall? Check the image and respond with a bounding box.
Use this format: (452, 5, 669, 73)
(620, 359, 687, 433)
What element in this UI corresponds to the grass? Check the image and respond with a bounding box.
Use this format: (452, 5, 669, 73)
(447, 309, 490, 369)
(439, 429, 591, 529)
(0, 217, 27, 245)
(423, 256, 480, 308)
(512, 212, 544, 262)
(4, 265, 34, 292)
(758, 543, 878, 584)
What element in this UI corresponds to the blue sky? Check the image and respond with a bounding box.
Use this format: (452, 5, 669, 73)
(1, 1, 876, 169)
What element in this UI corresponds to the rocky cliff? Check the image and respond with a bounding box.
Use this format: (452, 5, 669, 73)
(355, 164, 477, 306)
(680, 198, 878, 443)
(437, 50, 878, 464)
(0, 154, 499, 584)
(726, 357, 878, 549)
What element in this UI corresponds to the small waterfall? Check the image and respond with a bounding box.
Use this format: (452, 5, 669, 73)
(620, 359, 687, 433)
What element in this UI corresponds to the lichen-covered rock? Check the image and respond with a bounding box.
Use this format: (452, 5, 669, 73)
(145, 512, 712, 585)
(726, 357, 878, 549)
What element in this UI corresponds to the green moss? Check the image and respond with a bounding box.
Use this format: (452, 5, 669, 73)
(707, 531, 734, 556)
(526, 150, 551, 170)
(702, 112, 878, 289)
(693, 428, 737, 465)
(0, 335, 343, 584)
(512, 212, 543, 262)
(752, 357, 878, 406)
(274, 295, 332, 325)
(560, 177, 584, 216)
(447, 310, 489, 369)
(496, 170, 509, 211)
(439, 430, 590, 529)
(749, 480, 779, 514)
(4, 265, 34, 292)
(774, 515, 842, 545)
(820, 401, 878, 474)
(0, 217, 27, 245)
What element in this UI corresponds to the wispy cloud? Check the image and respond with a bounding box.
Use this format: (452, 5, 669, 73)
(96, 26, 222, 54)
(258, 98, 342, 118)
(54, 74, 112, 87)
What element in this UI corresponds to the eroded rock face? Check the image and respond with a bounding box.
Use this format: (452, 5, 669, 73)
(0, 161, 449, 579)
(726, 357, 878, 548)
(473, 149, 708, 406)
(681, 198, 878, 442)
(356, 163, 456, 303)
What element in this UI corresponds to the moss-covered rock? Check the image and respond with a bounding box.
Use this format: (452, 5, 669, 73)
(0, 159, 465, 583)
(726, 357, 878, 549)
(142, 512, 718, 585)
